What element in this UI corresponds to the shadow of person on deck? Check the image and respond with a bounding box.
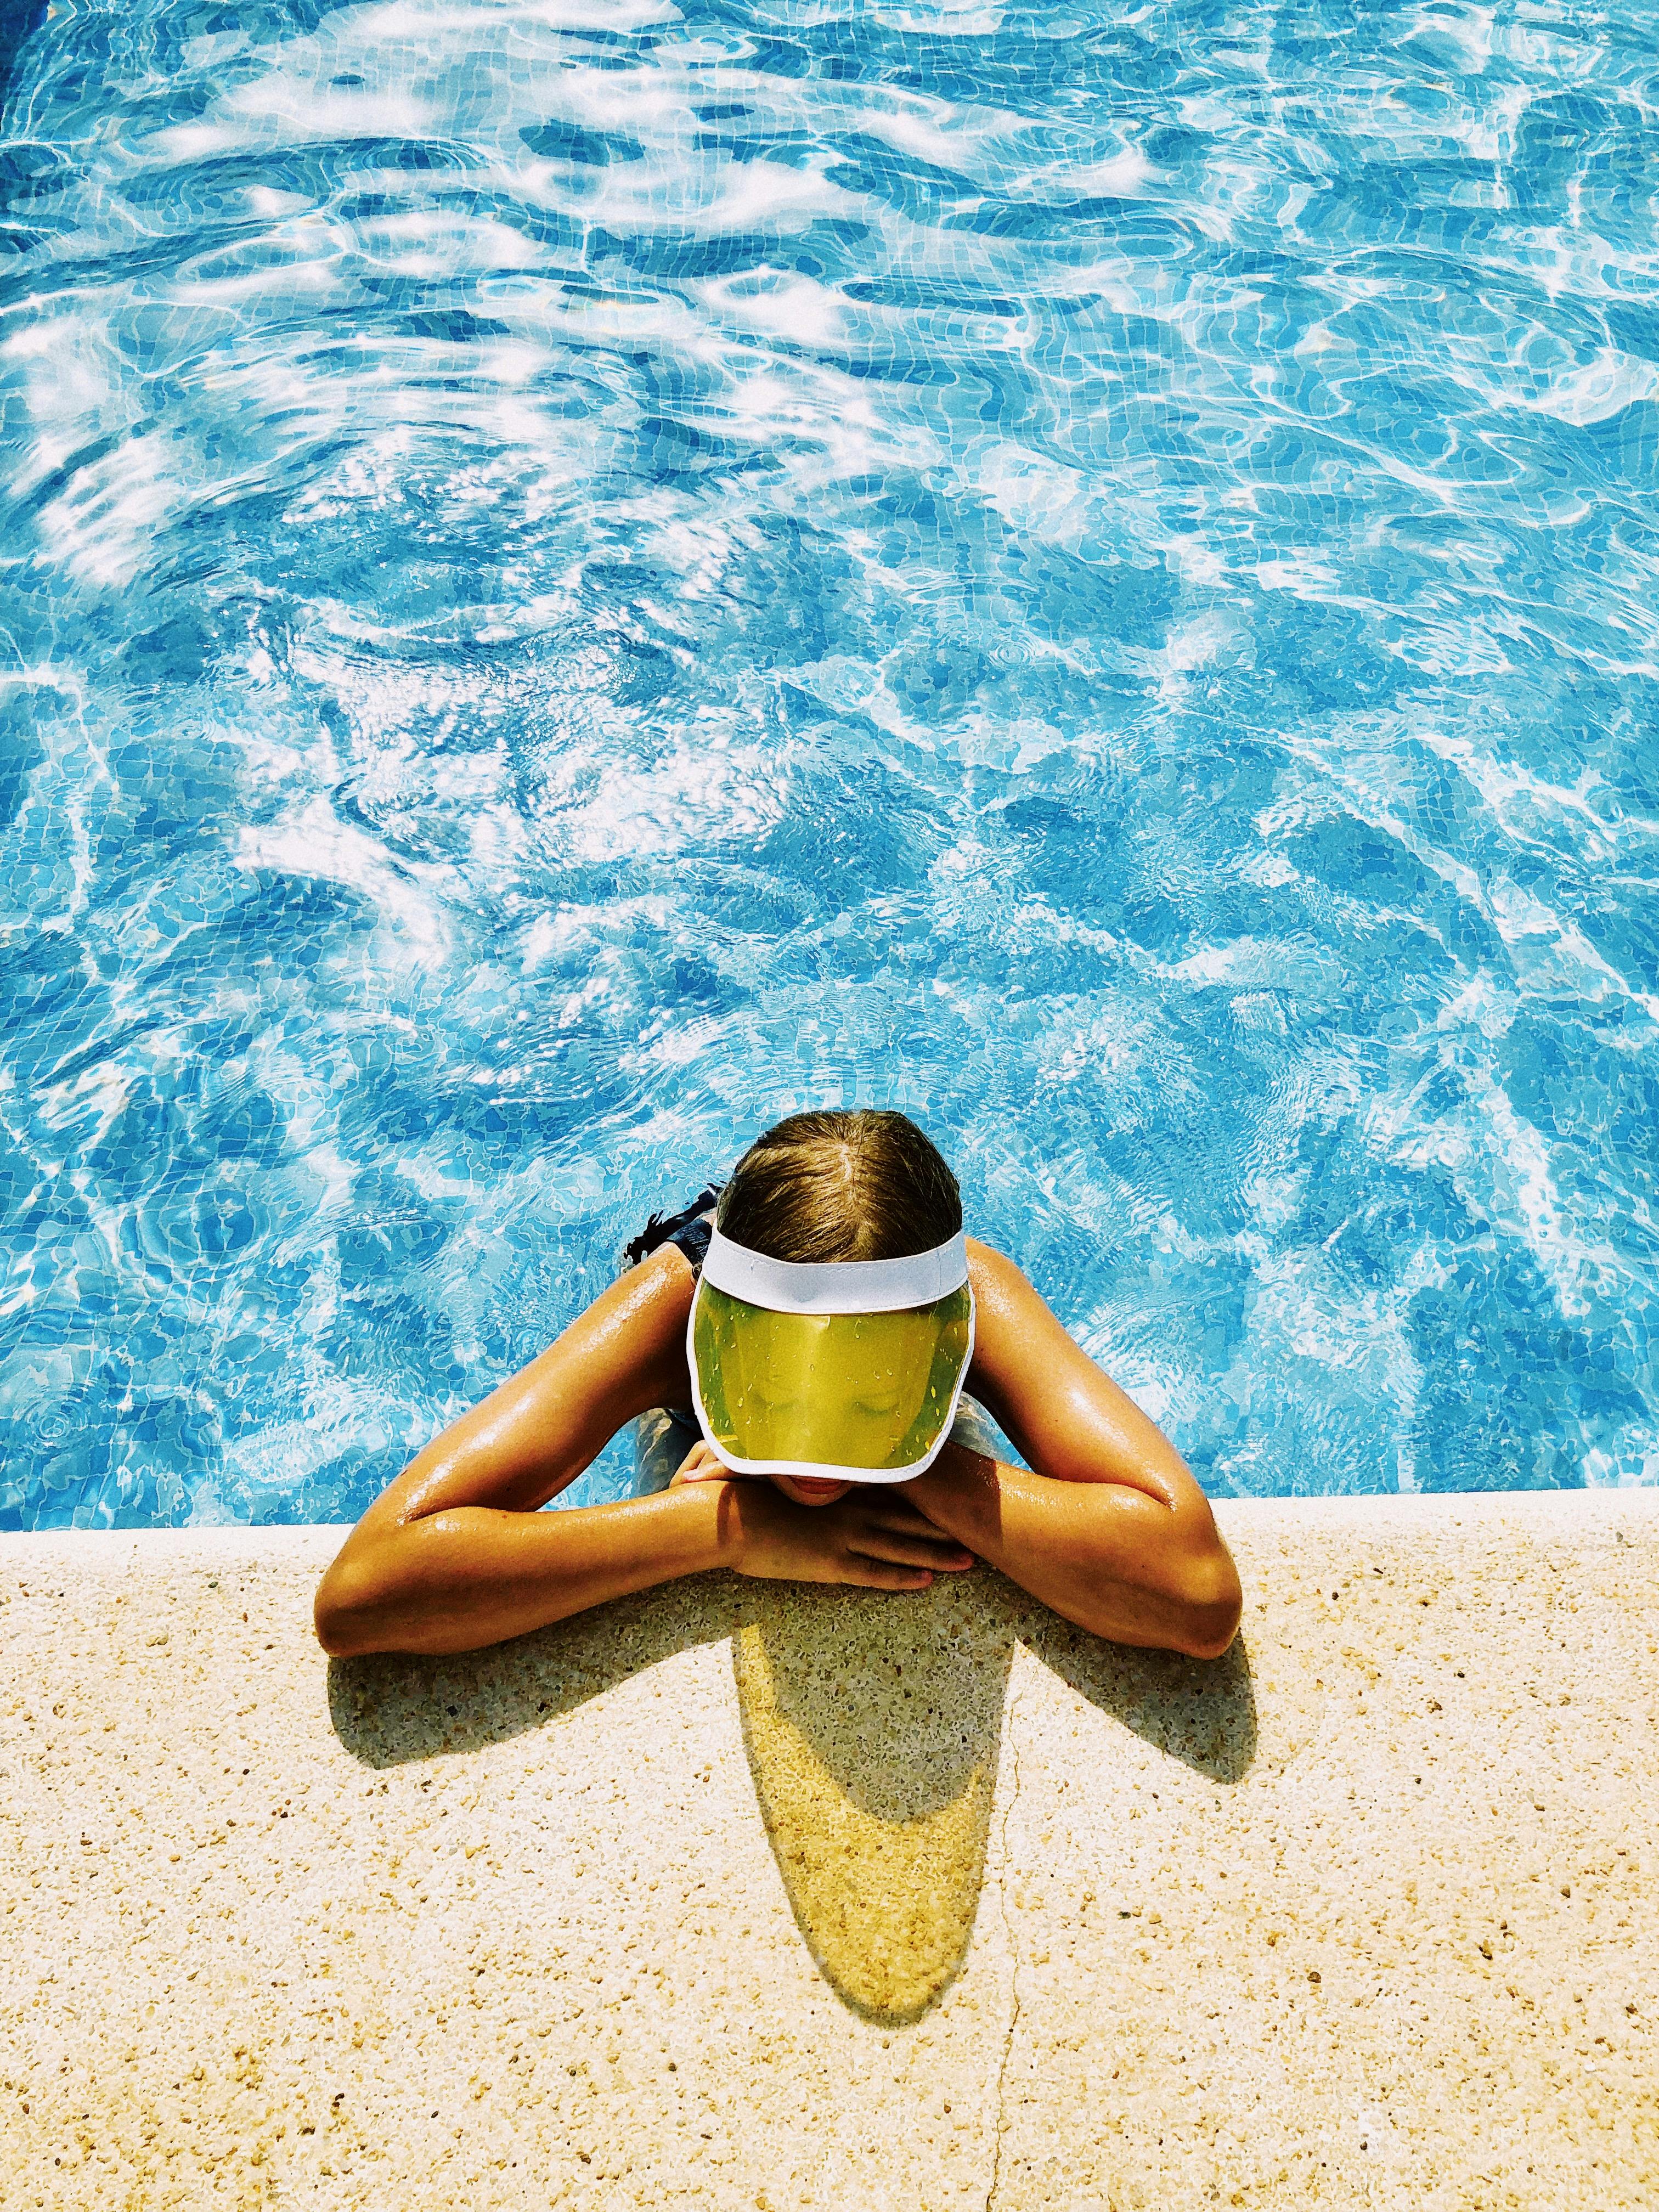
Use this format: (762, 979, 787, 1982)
(328, 1568, 1256, 2026)
(730, 1578, 1014, 2026)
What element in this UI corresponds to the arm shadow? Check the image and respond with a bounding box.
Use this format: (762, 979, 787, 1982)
(325, 1575, 744, 1769)
(325, 1566, 1256, 2029)
(1014, 1589, 1259, 1786)
(326, 1570, 1256, 1788)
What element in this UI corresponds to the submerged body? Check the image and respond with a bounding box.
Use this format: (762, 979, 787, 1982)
(314, 1232, 1243, 1662)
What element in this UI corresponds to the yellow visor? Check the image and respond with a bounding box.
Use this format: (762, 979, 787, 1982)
(688, 1230, 975, 1483)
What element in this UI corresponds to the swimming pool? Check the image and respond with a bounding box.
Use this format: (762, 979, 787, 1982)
(3, 0, 1655, 1528)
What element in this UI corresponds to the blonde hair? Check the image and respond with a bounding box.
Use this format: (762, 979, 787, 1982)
(716, 1109, 962, 1264)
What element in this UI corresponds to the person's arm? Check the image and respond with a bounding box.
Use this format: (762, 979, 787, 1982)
(313, 1248, 975, 1657)
(902, 1240, 1243, 1658)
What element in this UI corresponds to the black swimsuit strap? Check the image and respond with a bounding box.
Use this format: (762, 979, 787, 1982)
(622, 1183, 724, 1275)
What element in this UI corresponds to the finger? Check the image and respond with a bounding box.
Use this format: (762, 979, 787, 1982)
(837, 1559, 936, 1592)
(674, 1441, 754, 1484)
(851, 1506, 975, 1549)
(847, 1530, 975, 1571)
(859, 1501, 958, 1536)
(844, 1504, 972, 1551)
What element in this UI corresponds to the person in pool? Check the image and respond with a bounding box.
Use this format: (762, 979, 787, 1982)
(314, 1110, 1243, 1661)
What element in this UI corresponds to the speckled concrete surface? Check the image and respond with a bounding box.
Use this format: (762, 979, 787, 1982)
(3, 1495, 1655, 2210)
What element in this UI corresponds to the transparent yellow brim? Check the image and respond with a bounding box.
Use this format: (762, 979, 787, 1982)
(689, 1279, 975, 1482)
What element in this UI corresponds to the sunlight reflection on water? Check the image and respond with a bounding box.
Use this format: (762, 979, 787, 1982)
(2, 0, 1657, 1526)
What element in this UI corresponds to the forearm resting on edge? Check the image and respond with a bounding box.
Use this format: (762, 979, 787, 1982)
(314, 1485, 732, 1658)
(907, 1447, 1242, 1660)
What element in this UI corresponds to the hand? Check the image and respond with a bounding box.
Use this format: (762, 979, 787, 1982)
(716, 1480, 976, 1592)
(668, 1437, 731, 1486)
(668, 1435, 975, 1589)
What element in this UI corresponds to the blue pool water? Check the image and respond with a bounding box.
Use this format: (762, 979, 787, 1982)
(3, 1, 1656, 1529)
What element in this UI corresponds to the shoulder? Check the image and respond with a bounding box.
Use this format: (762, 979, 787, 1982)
(612, 1236, 699, 1318)
(964, 1236, 1079, 1374)
(966, 1236, 1046, 1312)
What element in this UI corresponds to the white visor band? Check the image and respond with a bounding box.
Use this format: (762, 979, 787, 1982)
(699, 1227, 969, 1316)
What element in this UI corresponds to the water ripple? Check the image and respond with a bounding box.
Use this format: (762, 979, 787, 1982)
(3, 0, 1657, 1526)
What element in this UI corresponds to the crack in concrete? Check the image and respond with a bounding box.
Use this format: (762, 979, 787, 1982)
(984, 1657, 1027, 2212)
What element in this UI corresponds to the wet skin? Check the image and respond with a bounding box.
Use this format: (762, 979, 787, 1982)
(314, 1239, 1243, 1662)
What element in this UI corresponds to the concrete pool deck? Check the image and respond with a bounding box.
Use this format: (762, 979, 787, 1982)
(3, 1493, 1656, 2209)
